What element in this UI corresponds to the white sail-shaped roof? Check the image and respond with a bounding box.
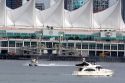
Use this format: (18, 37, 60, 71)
(118, 0, 125, 30)
(94, 0, 125, 30)
(63, 10, 72, 27)
(8, 0, 36, 27)
(36, 0, 64, 27)
(50, 0, 58, 6)
(67, 0, 93, 28)
(0, 0, 6, 26)
(0, 0, 13, 26)
(120, 16, 125, 30)
(0, 0, 123, 30)
(6, 8, 14, 26)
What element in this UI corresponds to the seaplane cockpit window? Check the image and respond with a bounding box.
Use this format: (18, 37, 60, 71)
(84, 68, 95, 71)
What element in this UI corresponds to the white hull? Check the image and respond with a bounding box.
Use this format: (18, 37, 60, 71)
(73, 69, 113, 76)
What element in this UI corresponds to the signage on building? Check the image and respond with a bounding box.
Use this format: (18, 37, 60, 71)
(100, 30, 116, 38)
(43, 30, 60, 37)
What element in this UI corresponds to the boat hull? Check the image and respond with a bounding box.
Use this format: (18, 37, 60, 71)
(73, 69, 113, 76)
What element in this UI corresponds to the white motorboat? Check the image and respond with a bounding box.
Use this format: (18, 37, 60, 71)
(74, 58, 113, 76)
(73, 64, 113, 76)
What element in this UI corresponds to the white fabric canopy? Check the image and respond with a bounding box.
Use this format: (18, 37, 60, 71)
(8, 0, 36, 27)
(0, 0, 124, 30)
(63, 10, 72, 27)
(36, 0, 64, 27)
(0, 0, 6, 26)
(50, 0, 58, 6)
(120, 16, 125, 30)
(0, 0, 13, 26)
(67, 0, 93, 28)
(94, 0, 125, 30)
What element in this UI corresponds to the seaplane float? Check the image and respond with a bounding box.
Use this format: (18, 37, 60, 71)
(73, 59, 114, 76)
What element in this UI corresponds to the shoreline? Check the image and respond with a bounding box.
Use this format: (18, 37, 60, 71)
(0, 55, 125, 62)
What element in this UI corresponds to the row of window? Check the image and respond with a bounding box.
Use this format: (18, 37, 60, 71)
(1, 41, 37, 47)
(0, 33, 37, 39)
(89, 51, 124, 57)
(43, 42, 125, 50)
(1, 32, 125, 42)
(2, 41, 124, 51)
(1, 41, 125, 50)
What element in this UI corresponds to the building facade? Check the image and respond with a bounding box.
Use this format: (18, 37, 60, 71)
(2, 0, 125, 59)
(93, 0, 109, 13)
(36, 0, 50, 9)
(64, 0, 86, 11)
(0, 29, 125, 58)
(65, 0, 109, 12)
(109, 0, 117, 7)
(36, 3, 45, 10)
(23, 0, 50, 10)
(6, 0, 22, 9)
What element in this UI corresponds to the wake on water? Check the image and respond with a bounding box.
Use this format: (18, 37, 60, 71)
(23, 62, 74, 67)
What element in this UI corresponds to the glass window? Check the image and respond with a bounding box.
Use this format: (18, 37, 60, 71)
(16, 42, 23, 47)
(31, 42, 37, 47)
(13, 33, 20, 38)
(111, 51, 117, 57)
(76, 43, 81, 49)
(118, 44, 124, 50)
(46, 42, 52, 48)
(78, 68, 83, 71)
(89, 43, 95, 49)
(84, 68, 95, 71)
(9, 41, 15, 47)
(89, 51, 95, 57)
(62, 43, 67, 48)
(1, 41, 8, 47)
(97, 44, 103, 49)
(111, 44, 117, 50)
(118, 52, 124, 57)
(24, 42, 30, 47)
(104, 44, 110, 50)
(68, 43, 74, 48)
(96, 66, 103, 69)
(7, 33, 14, 38)
(82, 43, 88, 49)
(53, 42, 58, 48)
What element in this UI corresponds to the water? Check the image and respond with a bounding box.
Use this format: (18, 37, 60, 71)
(0, 60, 124, 83)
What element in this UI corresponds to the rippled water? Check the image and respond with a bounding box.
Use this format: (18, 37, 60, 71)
(0, 60, 124, 83)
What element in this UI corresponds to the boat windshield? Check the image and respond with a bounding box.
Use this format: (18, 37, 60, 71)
(78, 68, 83, 71)
(75, 62, 89, 66)
(96, 66, 103, 69)
(84, 68, 95, 71)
